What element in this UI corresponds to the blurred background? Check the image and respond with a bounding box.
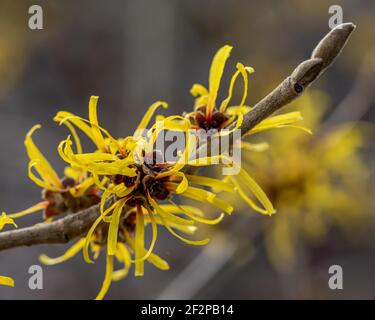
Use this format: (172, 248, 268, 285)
(0, 0, 374, 299)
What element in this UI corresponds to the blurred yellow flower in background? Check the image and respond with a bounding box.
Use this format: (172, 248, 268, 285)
(242, 91, 373, 272)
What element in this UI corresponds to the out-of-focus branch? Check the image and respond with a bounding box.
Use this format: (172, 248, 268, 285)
(0, 23, 355, 252)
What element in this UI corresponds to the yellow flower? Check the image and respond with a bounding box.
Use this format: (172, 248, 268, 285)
(52, 95, 235, 299)
(178, 45, 312, 216)
(0, 212, 17, 287)
(186, 45, 253, 131)
(0, 116, 100, 292)
(85, 165, 232, 298)
(3, 124, 99, 221)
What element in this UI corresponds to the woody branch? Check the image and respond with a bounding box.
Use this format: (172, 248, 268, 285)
(0, 23, 356, 252)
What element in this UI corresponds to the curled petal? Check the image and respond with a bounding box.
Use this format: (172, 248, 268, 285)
(150, 197, 210, 246)
(39, 239, 85, 265)
(88, 96, 107, 152)
(228, 165, 275, 215)
(207, 45, 233, 119)
(7, 201, 48, 219)
(28, 161, 62, 192)
(131, 206, 158, 265)
(134, 101, 168, 138)
(69, 177, 95, 197)
(95, 254, 114, 300)
(190, 83, 208, 97)
(169, 200, 225, 225)
(177, 185, 233, 215)
(25, 125, 61, 189)
(185, 175, 235, 192)
(112, 243, 131, 281)
(54, 111, 95, 142)
(245, 112, 312, 136)
(171, 172, 189, 194)
(125, 231, 169, 271)
(0, 276, 14, 287)
(0, 212, 18, 230)
(134, 204, 145, 276)
(241, 142, 269, 152)
(219, 62, 254, 112)
(107, 199, 127, 255)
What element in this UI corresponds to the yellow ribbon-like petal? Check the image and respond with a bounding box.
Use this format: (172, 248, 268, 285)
(25, 125, 62, 189)
(95, 254, 114, 300)
(135, 204, 145, 276)
(88, 96, 108, 152)
(178, 185, 233, 214)
(0, 276, 14, 287)
(107, 199, 127, 255)
(28, 161, 62, 192)
(125, 231, 170, 271)
(69, 177, 95, 198)
(54, 111, 95, 142)
(112, 243, 131, 281)
(219, 63, 254, 112)
(185, 174, 235, 192)
(230, 166, 275, 215)
(241, 142, 269, 152)
(206, 45, 233, 119)
(134, 101, 168, 138)
(39, 239, 85, 265)
(131, 206, 158, 264)
(169, 200, 225, 225)
(245, 112, 312, 136)
(0, 212, 17, 230)
(190, 83, 208, 97)
(59, 120, 83, 154)
(150, 197, 210, 246)
(7, 201, 48, 219)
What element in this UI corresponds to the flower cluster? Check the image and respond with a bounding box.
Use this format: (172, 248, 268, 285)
(0, 45, 309, 298)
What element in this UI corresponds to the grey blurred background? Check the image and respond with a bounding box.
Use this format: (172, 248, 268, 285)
(0, 0, 374, 299)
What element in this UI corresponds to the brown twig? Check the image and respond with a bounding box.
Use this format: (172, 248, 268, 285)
(0, 197, 114, 251)
(0, 23, 355, 252)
